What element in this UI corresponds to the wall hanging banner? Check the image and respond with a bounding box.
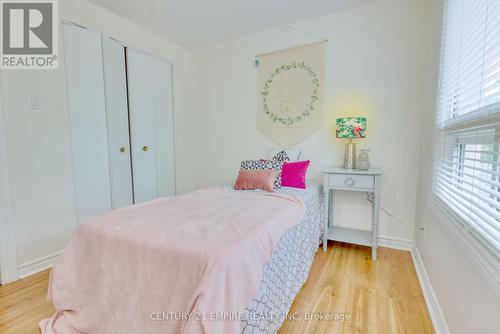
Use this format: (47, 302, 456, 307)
(257, 41, 325, 148)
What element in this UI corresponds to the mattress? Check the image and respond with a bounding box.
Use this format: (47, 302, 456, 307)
(230, 182, 325, 334)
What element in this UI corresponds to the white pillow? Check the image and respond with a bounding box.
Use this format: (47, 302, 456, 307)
(267, 148, 302, 162)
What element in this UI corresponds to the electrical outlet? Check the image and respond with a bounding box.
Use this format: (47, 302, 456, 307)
(26, 95, 40, 110)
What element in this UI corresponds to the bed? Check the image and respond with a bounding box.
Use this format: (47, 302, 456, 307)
(240, 181, 324, 333)
(40, 181, 324, 334)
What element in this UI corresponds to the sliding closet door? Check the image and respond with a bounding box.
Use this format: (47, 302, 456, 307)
(62, 24, 111, 222)
(102, 36, 134, 209)
(126, 49, 176, 203)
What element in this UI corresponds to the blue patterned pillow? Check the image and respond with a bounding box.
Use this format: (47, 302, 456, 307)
(240, 160, 283, 190)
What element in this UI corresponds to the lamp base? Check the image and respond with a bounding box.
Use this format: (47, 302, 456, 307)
(343, 139, 357, 169)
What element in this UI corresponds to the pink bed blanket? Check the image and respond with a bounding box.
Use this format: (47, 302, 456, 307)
(40, 188, 305, 334)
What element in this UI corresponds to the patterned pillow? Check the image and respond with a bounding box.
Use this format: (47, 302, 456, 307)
(268, 149, 302, 163)
(234, 169, 278, 192)
(240, 160, 283, 190)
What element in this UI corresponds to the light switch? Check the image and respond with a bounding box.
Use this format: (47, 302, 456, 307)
(26, 95, 40, 110)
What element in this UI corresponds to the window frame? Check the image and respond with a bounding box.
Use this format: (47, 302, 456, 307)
(430, 0, 500, 296)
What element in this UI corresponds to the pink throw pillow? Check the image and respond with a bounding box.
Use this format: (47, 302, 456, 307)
(234, 169, 279, 192)
(281, 160, 310, 189)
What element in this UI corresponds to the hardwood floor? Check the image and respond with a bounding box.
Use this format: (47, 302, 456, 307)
(0, 242, 433, 334)
(0, 270, 55, 334)
(279, 243, 434, 334)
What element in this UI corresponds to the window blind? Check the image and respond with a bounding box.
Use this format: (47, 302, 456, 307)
(433, 0, 500, 254)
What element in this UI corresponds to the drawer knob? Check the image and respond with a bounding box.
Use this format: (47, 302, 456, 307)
(344, 178, 356, 186)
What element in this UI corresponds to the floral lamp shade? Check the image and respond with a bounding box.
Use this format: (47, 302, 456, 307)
(336, 117, 367, 138)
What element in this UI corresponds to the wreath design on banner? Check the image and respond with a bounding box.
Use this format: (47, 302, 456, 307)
(261, 61, 320, 126)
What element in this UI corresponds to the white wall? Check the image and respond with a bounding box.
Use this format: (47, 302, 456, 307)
(192, 0, 429, 243)
(0, 76, 19, 284)
(1, 49, 77, 272)
(0, 0, 196, 277)
(413, 0, 500, 333)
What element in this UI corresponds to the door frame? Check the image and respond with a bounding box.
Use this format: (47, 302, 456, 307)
(0, 76, 19, 284)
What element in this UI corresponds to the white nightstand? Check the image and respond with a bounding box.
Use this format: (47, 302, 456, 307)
(323, 166, 383, 260)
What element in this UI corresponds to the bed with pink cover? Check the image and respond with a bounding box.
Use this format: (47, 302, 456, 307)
(40, 182, 323, 334)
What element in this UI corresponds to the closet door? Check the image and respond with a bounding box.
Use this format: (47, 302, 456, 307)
(126, 49, 176, 203)
(153, 56, 176, 198)
(62, 24, 111, 222)
(102, 36, 134, 209)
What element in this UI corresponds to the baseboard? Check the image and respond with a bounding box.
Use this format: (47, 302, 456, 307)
(378, 235, 413, 251)
(410, 244, 450, 334)
(14, 241, 448, 334)
(18, 250, 63, 279)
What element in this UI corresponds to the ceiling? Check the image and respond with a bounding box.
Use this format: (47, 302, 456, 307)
(88, 0, 374, 49)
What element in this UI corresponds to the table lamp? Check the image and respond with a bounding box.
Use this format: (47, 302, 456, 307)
(336, 117, 367, 169)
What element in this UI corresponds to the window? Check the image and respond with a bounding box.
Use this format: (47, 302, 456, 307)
(433, 0, 500, 255)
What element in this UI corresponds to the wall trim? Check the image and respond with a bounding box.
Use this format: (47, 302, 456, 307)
(0, 77, 19, 285)
(411, 243, 450, 334)
(378, 235, 413, 251)
(11, 239, 450, 334)
(18, 250, 62, 279)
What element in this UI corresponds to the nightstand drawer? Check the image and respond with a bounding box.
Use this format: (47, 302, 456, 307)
(328, 174, 374, 190)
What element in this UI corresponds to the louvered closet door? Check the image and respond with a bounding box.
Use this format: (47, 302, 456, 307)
(126, 49, 176, 203)
(102, 36, 134, 209)
(62, 24, 111, 222)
